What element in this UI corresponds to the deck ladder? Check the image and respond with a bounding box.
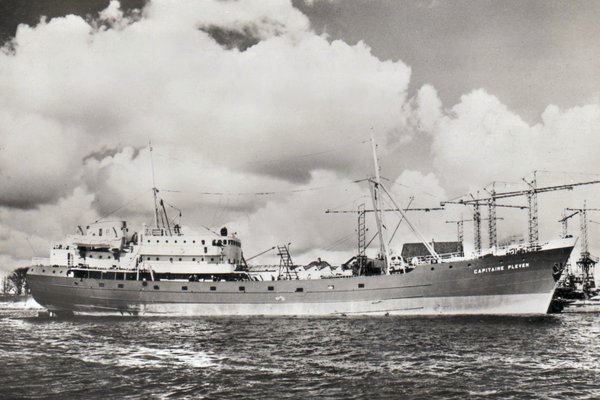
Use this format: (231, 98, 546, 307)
(277, 244, 298, 279)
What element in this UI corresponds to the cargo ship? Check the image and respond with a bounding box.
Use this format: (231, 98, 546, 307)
(27, 143, 575, 316)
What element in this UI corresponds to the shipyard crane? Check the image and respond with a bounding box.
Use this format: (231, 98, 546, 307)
(565, 203, 600, 255)
(325, 206, 445, 214)
(561, 202, 600, 293)
(442, 197, 526, 251)
(441, 173, 600, 247)
(558, 210, 579, 238)
(445, 216, 504, 249)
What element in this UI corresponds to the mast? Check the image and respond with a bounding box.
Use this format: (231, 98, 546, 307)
(369, 134, 392, 274)
(149, 141, 160, 229)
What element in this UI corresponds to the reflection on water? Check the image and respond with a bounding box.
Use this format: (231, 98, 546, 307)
(0, 302, 598, 399)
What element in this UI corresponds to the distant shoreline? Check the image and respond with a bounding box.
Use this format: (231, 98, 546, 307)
(0, 294, 30, 303)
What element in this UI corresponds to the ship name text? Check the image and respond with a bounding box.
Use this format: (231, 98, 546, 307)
(473, 262, 530, 275)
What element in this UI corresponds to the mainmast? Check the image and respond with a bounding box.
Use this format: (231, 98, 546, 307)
(149, 141, 160, 229)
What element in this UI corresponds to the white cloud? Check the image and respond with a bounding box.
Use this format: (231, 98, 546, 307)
(0, 0, 599, 273)
(0, 0, 414, 271)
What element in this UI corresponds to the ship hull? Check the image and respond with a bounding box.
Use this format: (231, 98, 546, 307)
(27, 245, 573, 316)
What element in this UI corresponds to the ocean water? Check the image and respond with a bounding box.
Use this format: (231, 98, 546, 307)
(0, 300, 598, 399)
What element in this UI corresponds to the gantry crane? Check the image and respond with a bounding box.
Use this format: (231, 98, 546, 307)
(441, 173, 600, 247)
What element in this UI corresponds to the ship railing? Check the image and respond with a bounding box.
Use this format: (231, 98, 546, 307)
(468, 241, 553, 259)
(50, 242, 74, 250)
(145, 228, 166, 236)
(31, 257, 51, 266)
(410, 252, 465, 265)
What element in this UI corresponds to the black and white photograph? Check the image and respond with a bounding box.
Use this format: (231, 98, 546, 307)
(0, 0, 599, 398)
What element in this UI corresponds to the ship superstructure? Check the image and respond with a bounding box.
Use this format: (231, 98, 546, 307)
(44, 220, 245, 282)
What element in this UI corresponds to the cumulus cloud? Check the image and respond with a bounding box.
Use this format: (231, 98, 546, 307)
(0, 0, 415, 271)
(0, 0, 599, 273)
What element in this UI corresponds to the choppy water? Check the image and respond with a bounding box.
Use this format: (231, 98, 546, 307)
(0, 300, 598, 399)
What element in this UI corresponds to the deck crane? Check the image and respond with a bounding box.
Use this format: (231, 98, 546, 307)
(327, 200, 445, 274)
(441, 173, 600, 248)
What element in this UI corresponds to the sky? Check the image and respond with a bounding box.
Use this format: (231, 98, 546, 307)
(1, 0, 600, 273)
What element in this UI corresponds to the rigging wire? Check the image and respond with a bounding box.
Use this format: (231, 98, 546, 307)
(93, 189, 152, 223)
(153, 138, 370, 168)
(161, 180, 363, 197)
(537, 169, 600, 177)
(326, 195, 370, 212)
(381, 176, 443, 200)
(324, 232, 356, 251)
(388, 196, 414, 245)
(244, 138, 370, 166)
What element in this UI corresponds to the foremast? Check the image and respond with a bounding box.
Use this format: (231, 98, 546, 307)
(369, 135, 392, 274)
(369, 135, 440, 273)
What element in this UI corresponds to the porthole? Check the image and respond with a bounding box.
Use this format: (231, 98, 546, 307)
(268, 286, 274, 291)
(358, 283, 365, 288)
(210, 286, 216, 291)
(174, 240, 177, 243)
(156, 257, 159, 261)
(239, 286, 245, 291)
(431, 267, 435, 271)
(295, 288, 304, 293)
(192, 258, 196, 261)
(153, 285, 160, 290)
(449, 265, 453, 269)
(182, 286, 188, 291)
(178, 258, 182, 261)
